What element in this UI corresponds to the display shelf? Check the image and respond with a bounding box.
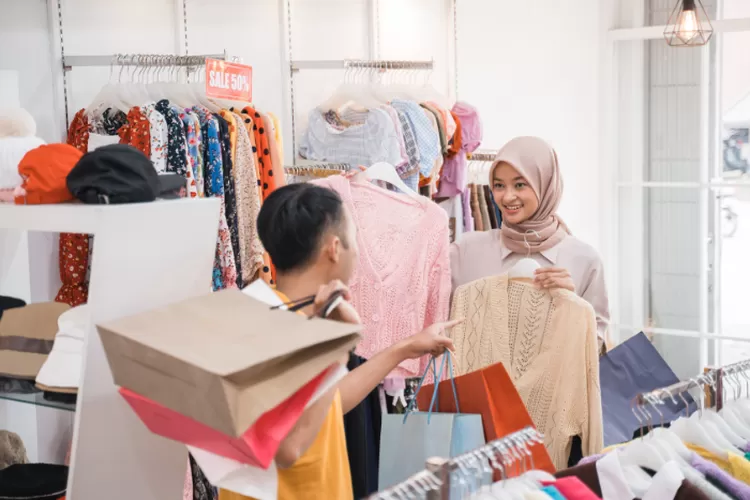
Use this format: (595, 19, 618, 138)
(0, 391, 76, 412)
(0, 199, 205, 233)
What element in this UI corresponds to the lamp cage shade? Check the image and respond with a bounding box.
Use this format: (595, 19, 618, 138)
(664, 0, 714, 47)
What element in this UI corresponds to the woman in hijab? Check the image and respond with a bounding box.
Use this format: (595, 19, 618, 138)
(450, 136, 609, 345)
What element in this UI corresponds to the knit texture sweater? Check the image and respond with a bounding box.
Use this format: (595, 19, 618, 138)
(313, 175, 451, 377)
(449, 275, 603, 469)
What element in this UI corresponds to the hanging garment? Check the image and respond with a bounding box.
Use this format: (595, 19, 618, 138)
(231, 113, 264, 284)
(240, 106, 277, 200)
(267, 111, 284, 166)
(483, 185, 498, 229)
(193, 107, 237, 290)
(449, 274, 602, 468)
(215, 114, 243, 289)
(438, 196, 464, 243)
(261, 112, 286, 188)
(343, 353, 382, 499)
(393, 109, 420, 180)
(469, 184, 483, 231)
(180, 111, 204, 198)
(311, 175, 451, 378)
(300, 108, 403, 168)
(436, 102, 483, 198)
(143, 103, 168, 173)
(391, 100, 440, 179)
(688, 444, 750, 488)
(156, 100, 189, 176)
(67, 110, 89, 153)
(462, 187, 474, 234)
(118, 107, 151, 156)
(476, 183, 492, 231)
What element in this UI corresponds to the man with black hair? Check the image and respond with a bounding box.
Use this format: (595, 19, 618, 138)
(221, 183, 458, 500)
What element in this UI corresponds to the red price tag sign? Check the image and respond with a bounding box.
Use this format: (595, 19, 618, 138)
(205, 58, 253, 102)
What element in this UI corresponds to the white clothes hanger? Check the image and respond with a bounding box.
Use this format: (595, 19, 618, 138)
(362, 162, 422, 199)
(720, 371, 750, 438)
(508, 231, 541, 280)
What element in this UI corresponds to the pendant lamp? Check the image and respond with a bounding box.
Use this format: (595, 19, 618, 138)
(664, 0, 714, 47)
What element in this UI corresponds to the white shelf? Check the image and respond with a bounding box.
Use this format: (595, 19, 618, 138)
(0, 198, 222, 500)
(0, 199, 215, 233)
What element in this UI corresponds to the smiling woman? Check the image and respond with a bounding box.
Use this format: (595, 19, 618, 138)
(449, 136, 610, 346)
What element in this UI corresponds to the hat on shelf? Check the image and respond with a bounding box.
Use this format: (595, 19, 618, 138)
(0, 463, 68, 500)
(14, 144, 82, 205)
(66, 144, 186, 204)
(35, 304, 89, 394)
(0, 430, 28, 470)
(0, 302, 71, 380)
(0, 137, 46, 202)
(0, 108, 37, 138)
(0, 296, 26, 320)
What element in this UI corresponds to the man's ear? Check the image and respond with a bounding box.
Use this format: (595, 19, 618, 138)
(324, 235, 341, 264)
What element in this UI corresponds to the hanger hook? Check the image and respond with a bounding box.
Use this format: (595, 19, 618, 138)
(522, 229, 541, 258)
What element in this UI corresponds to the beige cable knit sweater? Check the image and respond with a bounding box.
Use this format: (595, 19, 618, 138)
(449, 275, 603, 469)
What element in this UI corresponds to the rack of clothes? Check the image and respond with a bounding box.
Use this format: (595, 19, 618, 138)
(60, 53, 285, 309)
(554, 358, 750, 500)
(370, 426, 601, 499)
(298, 59, 483, 201)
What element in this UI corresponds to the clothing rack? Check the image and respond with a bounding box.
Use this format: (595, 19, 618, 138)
(284, 162, 351, 178)
(370, 426, 544, 499)
(62, 52, 227, 71)
(291, 59, 434, 72)
(466, 151, 499, 162)
(635, 357, 750, 412)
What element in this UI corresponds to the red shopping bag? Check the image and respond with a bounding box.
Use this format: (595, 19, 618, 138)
(120, 366, 330, 469)
(416, 361, 555, 475)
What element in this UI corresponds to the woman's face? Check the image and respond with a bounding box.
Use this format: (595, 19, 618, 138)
(491, 162, 539, 225)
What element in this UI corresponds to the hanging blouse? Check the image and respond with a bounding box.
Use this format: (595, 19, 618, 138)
(100, 108, 127, 136)
(215, 113, 243, 288)
(299, 108, 403, 169)
(219, 110, 238, 159)
(261, 112, 287, 188)
(394, 109, 421, 192)
(180, 111, 204, 198)
(240, 106, 277, 200)
(436, 102, 483, 199)
(118, 107, 151, 157)
(67, 110, 89, 153)
(237, 111, 274, 286)
(193, 106, 237, 290)
(391, 100, 440, 179)
(231, 112, 264, 283)
(155, 100, 188, 176)
(143, 103, 168, 173)
(426, 101, 456, 142)
(381, 106, 409, 168)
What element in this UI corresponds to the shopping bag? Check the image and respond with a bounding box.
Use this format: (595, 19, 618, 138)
(378, 353, 485, 490)
(192, 364, 349, 500)
(98, 287, 361, 438)
(600, 332, 695, 446)
(416, 361, 554, 474)
(120, 364, 336, 468)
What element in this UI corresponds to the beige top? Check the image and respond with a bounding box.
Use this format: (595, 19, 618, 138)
(450, 230, 609, 342)
(449, 275, 603, 469)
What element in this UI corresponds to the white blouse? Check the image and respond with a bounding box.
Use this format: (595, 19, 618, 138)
(450, 229, 610, 341)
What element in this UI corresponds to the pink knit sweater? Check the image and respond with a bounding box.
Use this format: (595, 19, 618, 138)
(313, 176, 451, 377)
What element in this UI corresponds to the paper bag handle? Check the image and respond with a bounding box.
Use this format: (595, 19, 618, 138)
(404, 351, 459, 424)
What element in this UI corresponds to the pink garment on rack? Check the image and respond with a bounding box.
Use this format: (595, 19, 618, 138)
(312, 175, 451, 378)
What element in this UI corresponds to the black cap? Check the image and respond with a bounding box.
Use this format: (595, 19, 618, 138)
(0, 296, 25, 320)
(66, 144, 185, 204)
(0, 464, 68, 499)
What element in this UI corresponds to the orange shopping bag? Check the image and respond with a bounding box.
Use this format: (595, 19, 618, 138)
(416, 361, 555, 474)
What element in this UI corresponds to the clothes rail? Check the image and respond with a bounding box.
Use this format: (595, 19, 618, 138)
(291, 59, 433, 72)
(284, 162, 351, 179)
(369, 426, 544, 499)
(63, 52, 227, 71)
(466, 151, 499, 162)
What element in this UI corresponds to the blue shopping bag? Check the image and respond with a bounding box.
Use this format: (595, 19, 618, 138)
(378, 353, 485, 490)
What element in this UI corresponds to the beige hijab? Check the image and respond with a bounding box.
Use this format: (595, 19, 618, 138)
(490, 136, 570, 254)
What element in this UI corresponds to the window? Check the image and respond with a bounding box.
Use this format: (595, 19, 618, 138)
(611, 0, 750, 379)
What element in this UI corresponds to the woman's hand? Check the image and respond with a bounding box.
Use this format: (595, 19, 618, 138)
(313, 280, 361, 325)
(534, 267, 575, 293)
(397, 319, 463, 359)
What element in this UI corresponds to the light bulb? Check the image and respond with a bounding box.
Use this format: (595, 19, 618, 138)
(676, 8, 699, 43)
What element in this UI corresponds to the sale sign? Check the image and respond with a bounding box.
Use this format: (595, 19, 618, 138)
(205, 58, 253, 102)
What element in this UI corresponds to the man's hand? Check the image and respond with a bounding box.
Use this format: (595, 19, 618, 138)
(534, 267, 575, 293)
(397, 319, 463, 359)
(312, 280, 361, 325)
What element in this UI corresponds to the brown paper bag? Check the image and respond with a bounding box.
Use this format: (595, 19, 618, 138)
(98, 289, 360, 437)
